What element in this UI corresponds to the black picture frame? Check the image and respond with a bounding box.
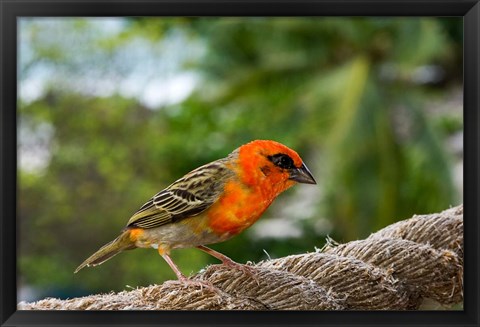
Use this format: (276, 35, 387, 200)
(1, 1, 478, 326)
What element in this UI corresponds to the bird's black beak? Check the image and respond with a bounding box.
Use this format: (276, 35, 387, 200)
(289, 163, 317, 184)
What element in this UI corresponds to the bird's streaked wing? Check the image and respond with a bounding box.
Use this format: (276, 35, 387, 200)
(126, 158, 235, 230)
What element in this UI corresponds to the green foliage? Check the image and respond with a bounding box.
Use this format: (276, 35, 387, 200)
(18, 17, 462, 299)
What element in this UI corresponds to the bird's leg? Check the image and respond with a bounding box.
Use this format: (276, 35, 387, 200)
(160, 252, 187, 281)
(159, 250, 219, 292)
(196, 245, 259, 283)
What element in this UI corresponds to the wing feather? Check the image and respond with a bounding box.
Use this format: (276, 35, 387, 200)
(126, 156, 236, 229)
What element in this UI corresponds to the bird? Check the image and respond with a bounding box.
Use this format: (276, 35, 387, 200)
(74, 140, 317, 283)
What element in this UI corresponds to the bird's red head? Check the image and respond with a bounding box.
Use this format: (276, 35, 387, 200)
(234, 140, 316, 198)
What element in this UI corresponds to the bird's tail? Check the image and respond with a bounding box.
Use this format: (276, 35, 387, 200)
(74, 230, 136, 273)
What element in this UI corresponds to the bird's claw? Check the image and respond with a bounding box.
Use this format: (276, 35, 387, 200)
(176, 276, 222, 294)
(220, 260, 260, 285)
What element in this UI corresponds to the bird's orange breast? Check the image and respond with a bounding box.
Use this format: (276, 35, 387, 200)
(206, 180, 271, 235)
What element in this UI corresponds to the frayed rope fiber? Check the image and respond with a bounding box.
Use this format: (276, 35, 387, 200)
(19, 205, 463, 310)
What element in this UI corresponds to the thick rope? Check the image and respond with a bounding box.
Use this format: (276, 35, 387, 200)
(18, 205, 463, 310)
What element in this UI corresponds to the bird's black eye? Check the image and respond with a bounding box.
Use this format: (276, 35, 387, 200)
(268, 153, 295, 169)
